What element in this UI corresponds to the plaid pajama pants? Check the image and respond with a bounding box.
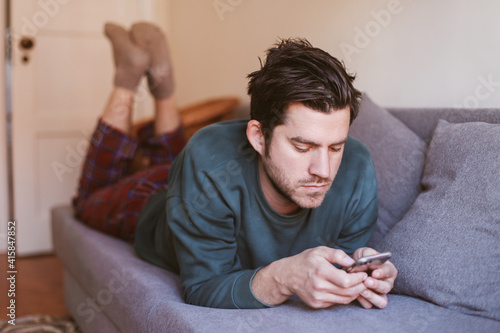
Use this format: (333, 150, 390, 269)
(72, 119, 186, 243)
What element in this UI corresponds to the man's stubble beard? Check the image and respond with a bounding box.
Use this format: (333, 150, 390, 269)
(260, 154, 333, 210)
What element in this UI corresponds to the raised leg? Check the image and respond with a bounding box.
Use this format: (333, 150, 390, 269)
(101, 22, 150, 133)
(130, 22, 175, 100)
(132, 22, 185, 166)
(72, 22, 185, 242)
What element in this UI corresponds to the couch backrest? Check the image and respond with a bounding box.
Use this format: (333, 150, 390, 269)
(388, 108, 500, 143)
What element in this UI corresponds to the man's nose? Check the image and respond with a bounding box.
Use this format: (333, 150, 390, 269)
(309, 149, 330, 179)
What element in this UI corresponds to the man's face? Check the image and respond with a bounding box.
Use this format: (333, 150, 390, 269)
(259, 103, 350, 214)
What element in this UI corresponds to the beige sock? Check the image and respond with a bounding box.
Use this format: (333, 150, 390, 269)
(130, 22, 175, 99)
(104, 22, 150, 91)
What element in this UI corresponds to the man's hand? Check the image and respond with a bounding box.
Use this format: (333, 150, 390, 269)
(251, 246, 368, 309)
(351, 247, 398, 309)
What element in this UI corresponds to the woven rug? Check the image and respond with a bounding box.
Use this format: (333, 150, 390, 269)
(0, 315, 82, 332)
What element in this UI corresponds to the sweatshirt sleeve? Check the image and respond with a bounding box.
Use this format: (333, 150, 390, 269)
(167, 195, 271, 309)
(165, 128, 272, 309)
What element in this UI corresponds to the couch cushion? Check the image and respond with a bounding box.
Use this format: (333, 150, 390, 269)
(147, 295, 500, 333)
(388, 107, 500, 142)
(349, 94, 426, 247)
(377, 120, 500, 321)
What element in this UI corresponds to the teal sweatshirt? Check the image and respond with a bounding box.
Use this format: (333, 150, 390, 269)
(134, 119, 378, 309)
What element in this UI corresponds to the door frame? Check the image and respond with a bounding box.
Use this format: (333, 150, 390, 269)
(0, 0, 13, 254)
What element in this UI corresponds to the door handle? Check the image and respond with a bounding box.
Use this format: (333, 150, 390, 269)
(18, 36, 35, 63)
(19, 37, 35, 50)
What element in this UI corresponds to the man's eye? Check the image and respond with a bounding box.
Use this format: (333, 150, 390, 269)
(330, 147, 342, 152)
(295, 146, 309, 153)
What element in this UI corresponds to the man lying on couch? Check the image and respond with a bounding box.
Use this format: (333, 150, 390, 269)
(73, 22, 397, 310)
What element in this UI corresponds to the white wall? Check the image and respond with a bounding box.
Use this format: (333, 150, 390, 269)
(169, 0, 500, 109)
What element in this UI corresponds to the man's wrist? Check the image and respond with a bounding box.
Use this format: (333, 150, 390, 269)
(251, 260, 292, 306)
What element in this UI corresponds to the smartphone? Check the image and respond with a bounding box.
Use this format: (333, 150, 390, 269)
(345, 252, 392, 273)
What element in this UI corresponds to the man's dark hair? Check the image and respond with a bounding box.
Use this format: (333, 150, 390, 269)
(247, 38, 361, 152)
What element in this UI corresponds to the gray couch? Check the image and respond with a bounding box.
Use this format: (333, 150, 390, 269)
(52, 96, 500, 332)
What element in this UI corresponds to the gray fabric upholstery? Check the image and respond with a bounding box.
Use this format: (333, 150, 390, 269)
(64, 270, 120, 333)
(388, 107, 500, 141)
(52, 206, 500, 332)
(377, 120, 500, 321)
(147, 294, 500, 333)
(52, 206, 183, 332)
(349, 94, 426, 247)
(52, 107, 500, 332)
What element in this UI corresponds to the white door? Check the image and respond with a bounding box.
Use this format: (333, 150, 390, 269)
(10, 0, 170, 255)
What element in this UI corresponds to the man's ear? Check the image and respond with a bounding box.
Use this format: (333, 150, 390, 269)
(246, 120, 265, 156)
